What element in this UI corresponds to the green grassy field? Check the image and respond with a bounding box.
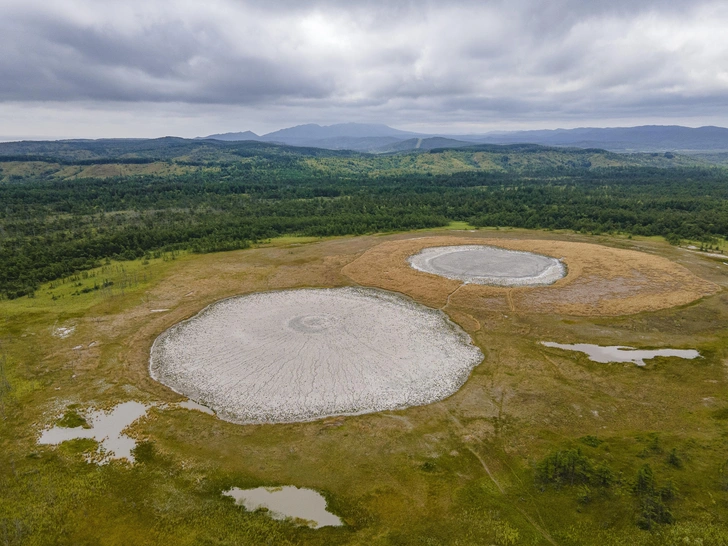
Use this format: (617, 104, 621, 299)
(2, 229, 728, 545)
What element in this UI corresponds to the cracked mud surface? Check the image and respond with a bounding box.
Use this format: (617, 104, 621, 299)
(409, 245, 565, 286)
(149, 287, 483, 424)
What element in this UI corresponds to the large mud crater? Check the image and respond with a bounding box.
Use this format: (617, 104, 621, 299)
(150, 287, 483, 424)
(409, 245, 565, 286)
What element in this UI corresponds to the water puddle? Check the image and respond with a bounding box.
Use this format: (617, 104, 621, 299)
(38, 401, 149, 463)
(53, 326, 75, 339)
(223, 486, 343, 528)
(541, 342, 700, 367)
(178, 399, 214, 415)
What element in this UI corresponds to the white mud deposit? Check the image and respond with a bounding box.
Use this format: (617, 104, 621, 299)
(409, 245, 565, 286)
(223, 486, 342, 528)
(541, 342, 700, 367)
(38, 401, 149, 463)
(150, 287, 483, 424)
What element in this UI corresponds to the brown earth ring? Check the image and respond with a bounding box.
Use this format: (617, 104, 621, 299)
(341, 236, 720, 317)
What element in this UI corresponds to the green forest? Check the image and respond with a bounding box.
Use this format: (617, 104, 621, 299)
(1, 139, 727, 299)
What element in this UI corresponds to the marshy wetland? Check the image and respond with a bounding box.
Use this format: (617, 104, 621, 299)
(3, 227, 728, 545)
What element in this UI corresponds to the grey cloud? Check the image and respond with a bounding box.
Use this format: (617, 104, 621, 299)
(43, 20, 199, 79)
(0, 0, 726, 133)
(0, 9, 333, 103)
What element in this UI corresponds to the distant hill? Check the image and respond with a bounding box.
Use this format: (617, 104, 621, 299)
(374, 137, 474, 153)
(195, 123, 728, 154)
(467, 125, 728, 152)
(0, 137, 344, 163)
(8, 123, 728, 156)
(0, 138, 714, 183)
(201, 131, 259, 141)
(262, 122, 417, 140)
(293, 136, 400, 152)
(196, 123, 426, 150)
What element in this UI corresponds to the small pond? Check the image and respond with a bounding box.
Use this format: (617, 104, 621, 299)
(223, 486, 343, 528)
(38, 401, 149, 463)
(541, 342, 700, 367)
(178, 399, 215, 415)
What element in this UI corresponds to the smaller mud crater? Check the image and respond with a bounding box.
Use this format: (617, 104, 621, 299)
(409, 245, 565, 286)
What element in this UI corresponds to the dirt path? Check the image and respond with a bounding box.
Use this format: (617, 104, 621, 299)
(443, 284, 463, 310)
(540, 351, 568, 381)
(506, 289, 516, 312)
(465, 446, 505, 494)
(439, 405, 559, 545)
(515, 507, 559, 546)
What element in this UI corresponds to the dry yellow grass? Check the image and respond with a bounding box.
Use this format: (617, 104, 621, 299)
(341, 235, 719, 316)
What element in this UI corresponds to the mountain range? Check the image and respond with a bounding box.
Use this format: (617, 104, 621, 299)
(201, 123, 728, 154)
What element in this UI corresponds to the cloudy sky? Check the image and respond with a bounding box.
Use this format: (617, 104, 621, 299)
(1, 0, 727, 138)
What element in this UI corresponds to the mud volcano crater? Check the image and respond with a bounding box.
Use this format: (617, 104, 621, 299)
(150, 287, 483, 424)
(409, 245, 565, 286)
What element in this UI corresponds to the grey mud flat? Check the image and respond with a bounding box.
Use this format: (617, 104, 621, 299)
(409, 245, 566, 286)
(149, 287, 483, 424)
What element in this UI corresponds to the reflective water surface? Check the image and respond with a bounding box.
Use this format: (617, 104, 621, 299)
(542, 342, 700, 367)
(223, 486, 343, 528)
(38, 401, 149, 463)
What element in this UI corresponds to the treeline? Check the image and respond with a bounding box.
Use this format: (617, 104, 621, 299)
(0, 156, 161, 165)
(1, 165, 727, 299)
